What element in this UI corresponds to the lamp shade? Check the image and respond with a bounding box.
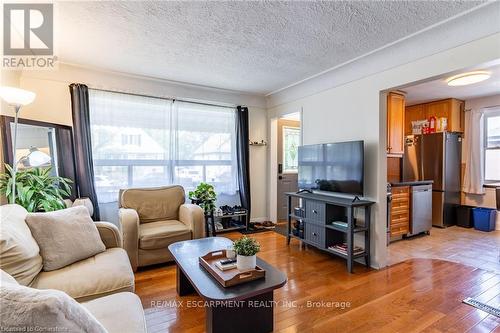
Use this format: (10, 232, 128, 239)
(27, 149, 51, 167)
(0, 86, 36, 106)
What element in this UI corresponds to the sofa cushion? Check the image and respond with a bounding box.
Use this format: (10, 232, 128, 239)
(139, 220, 191, 250)
(25, 206, 106, 271)
(30, 248, 134, 302)
(120, 185, 185, 223)
(82, 292, 146, 333)
(0, 283, 106, 333)
(0, 204, 43, 286)
(1, 269, 19, 286)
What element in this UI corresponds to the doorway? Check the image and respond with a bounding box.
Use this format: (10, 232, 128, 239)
(276, 113, 301, 222)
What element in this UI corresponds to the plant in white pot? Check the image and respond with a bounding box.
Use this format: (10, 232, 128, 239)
(233, 236, 260, 271)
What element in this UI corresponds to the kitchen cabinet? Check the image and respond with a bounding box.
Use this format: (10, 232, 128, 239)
(405, 104, 425, 136)
(387, 92, 405, 156)
(390, 186, 410, 236)
(405, 98, 464, 135)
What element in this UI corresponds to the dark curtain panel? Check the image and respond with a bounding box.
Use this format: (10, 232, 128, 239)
(69, 83, 100, 220)
(236, 106, 251, 217)
(55, 128, 77, 200)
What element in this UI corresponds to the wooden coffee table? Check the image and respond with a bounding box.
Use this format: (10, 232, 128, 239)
(168, 237, 287, 333)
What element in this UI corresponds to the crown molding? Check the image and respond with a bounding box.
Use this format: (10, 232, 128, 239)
(20, 62, 267, 109)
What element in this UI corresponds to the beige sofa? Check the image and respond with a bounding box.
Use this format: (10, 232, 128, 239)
(0, 204, 146, 332)
(119, 185, 205, 271)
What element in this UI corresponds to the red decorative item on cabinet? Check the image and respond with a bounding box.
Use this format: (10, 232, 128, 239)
(428, 116, 436, 133)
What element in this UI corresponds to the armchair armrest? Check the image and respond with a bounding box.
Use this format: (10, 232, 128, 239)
(179, 204, 205, 239)
(95, 221, 122, 249)
(119, 208, 140, 271)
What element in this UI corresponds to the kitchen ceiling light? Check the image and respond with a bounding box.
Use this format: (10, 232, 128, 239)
(446, 71, 491, 86)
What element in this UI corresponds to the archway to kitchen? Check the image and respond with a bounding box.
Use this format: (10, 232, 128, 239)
(383, 61, 500, 274)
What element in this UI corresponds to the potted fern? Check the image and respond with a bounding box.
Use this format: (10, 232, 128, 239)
(0, 164, 72, 212)
(233, 236, 261, 271)
(189, 182, 217, 215)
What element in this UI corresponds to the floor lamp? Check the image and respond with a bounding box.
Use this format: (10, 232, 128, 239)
(0, 86, 36, 203)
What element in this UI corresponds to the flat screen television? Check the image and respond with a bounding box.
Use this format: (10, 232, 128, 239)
(298, 140, 364, 196)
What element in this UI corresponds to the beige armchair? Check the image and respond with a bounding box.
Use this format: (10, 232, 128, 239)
(118, 185, 205, 271)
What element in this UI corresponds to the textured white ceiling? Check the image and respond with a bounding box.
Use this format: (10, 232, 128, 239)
(57, 1, 485, 94)
(405, 64, 500, 105)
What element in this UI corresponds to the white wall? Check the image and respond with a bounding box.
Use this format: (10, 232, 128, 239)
(248, 107, 269, 220)
(267, 33, 500, 269)
(0, 64, 269, 220)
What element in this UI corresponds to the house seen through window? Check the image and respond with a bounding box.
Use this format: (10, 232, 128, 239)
(88, 89, 239, 205)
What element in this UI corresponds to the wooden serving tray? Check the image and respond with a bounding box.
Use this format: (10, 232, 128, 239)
(199, 250, 265, 287)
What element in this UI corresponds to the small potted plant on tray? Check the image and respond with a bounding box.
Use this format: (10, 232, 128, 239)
(233, 236, 260, 271)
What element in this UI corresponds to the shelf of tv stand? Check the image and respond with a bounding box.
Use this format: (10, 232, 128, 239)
(325, 223, 368, 234)
(285, 191, 375, 274)
(325, 247, 367, 260)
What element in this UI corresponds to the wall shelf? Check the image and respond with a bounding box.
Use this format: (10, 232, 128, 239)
(249, 140, 267, 146)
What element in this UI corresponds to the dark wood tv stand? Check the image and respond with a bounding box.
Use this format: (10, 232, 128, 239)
(285, 192, 375, 273)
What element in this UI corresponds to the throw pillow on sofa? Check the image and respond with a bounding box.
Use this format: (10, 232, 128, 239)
(0, 269, 107, 333)
(0, 205, 43, 285)
(25, 206, 106, 271)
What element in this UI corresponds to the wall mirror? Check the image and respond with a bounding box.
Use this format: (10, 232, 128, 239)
(1, 116, 77, 199)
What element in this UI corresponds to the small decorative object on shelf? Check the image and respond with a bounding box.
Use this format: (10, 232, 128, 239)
(249, 139, 267, 146)
(233, 236, 260, 271)
(293, 207, 305, 218)
(189, 182, 217, 215)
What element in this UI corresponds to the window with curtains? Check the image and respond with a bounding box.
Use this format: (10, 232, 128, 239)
(88, 89, 239, 204)
(484, 107, 500, 182)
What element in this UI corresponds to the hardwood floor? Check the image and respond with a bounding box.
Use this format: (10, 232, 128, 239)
(135, 231, 500, 333)
(388, 226, 500, 274)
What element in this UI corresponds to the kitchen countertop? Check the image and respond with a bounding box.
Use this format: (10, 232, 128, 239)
(390, 180, 434, 187)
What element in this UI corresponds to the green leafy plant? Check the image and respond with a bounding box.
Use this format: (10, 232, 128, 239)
(0, 164, 72, 212)
(233, 236, 261, 257)
(189, 182, 217, 214)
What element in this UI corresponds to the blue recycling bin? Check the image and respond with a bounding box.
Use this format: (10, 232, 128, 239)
(472, 208, 497, 232)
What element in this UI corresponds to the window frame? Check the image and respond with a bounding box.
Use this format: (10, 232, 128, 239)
(88, 89, 239, 203)
(282, 125, 301, 174)
(483, 107, 500, 183)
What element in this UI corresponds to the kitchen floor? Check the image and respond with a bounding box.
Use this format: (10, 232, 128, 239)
(388, 226, 500, 274)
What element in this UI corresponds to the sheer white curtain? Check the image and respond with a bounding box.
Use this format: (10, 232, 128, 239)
(462, 108, 485, 194)
(173, 101, 239, 199)
(88, 89, 240, 222)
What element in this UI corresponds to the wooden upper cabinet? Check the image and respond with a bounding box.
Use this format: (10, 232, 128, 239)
(405, 98, 465, 135)
(449, 99, 465, 133)
(405, 104, 425, 136)
(387, 92, 405, 156)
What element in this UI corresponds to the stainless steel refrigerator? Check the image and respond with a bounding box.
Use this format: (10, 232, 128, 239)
(402, 132, 462, 227)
